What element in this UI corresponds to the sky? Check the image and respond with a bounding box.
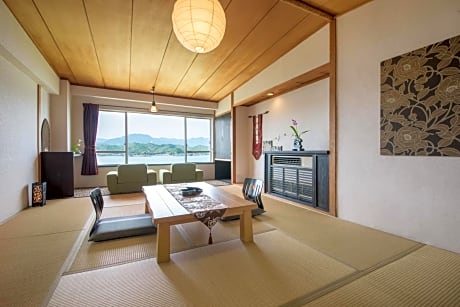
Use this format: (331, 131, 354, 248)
(97, 111, 210, 139)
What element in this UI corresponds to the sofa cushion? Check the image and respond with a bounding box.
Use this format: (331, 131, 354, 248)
(171, 163, 197, 182)
(117, 164, 148, 184)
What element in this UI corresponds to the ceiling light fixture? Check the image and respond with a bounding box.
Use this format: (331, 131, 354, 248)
(172, 0, 226, 53)
(150, 86, 158, 113)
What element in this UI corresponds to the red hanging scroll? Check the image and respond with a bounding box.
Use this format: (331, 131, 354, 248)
(252, 113, 263, 160)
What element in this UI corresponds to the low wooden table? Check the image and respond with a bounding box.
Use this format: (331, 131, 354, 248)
(143, 182, 257, 263)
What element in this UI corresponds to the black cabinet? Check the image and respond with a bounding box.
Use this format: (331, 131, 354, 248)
(264, 151, 329, 211)
(40, 152, 74, 199)
(215, 159, 231, 180)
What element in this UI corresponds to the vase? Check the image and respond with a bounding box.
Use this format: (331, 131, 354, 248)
(292, 138, 304, 151)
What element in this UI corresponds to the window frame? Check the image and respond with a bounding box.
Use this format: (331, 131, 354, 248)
(96, 108, 213, 166)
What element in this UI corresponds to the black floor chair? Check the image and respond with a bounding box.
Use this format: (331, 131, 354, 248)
(222, 178, 265, 221)
(88, 188, 156, 242)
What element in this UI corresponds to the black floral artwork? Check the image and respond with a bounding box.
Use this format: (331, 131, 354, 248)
(380, 35, 460, 156)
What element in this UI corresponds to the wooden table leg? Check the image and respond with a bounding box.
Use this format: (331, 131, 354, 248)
(156, 223, 171, 263)
(240, 209, 254, 243)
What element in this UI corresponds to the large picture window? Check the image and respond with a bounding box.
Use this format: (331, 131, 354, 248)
(96, 110, 212, 166)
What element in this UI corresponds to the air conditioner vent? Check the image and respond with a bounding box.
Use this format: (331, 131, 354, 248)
(272, 156, 312, 168)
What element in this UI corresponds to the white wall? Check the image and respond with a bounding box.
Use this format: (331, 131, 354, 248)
(234, 106, 249, 183)
(50, 80, 71, 151)
(40, 88, 50, 125)
(0, 1, 59, 222)
(0, 56, 37, 221)
(39, 87, 50, 153)
(337, 0, 460, 253)
(215, 95, 231, 117)
(0, 1, 59, 94)
(235, 79, 330, 181)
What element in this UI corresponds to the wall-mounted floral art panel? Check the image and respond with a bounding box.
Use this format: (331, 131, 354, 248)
(380, 34, 460, 156)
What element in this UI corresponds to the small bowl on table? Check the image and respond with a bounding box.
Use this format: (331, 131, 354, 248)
(181, 187, 203, 196)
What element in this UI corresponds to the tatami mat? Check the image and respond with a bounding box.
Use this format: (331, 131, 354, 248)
(102, 192, 145, 207)
(49, 230, 356, 307)
(68, 219, 275, 274)
(179, 218, 275, 247)
(0, 197, 93, 239)
(67, 227, 189, 274)
(100, 203, 146, 218)
(74, 186, 110, 198)
(0, 231, 82, 307)
(302, 245, 460, 306)
(260, 195, 422, 271)
(219, 185, 423, 271)
(0, 197, 93, 306)
(5, 185, 460, 307)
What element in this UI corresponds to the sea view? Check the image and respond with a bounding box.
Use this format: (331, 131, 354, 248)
(97, 154, 211, 165)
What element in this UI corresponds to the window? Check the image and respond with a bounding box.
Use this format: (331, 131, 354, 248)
(186, 117, 211, 163)
(96, 110, 212, 166)
(96, 111, 126, 165)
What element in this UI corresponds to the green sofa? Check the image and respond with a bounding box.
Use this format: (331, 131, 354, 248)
(107, 164, 157, 194)
(159, 163, 204, 184)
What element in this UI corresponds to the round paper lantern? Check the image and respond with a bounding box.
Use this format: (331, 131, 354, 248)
(172, 0, 226, 53)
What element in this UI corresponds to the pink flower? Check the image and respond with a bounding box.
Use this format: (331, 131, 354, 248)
(289, 119, 309, 141)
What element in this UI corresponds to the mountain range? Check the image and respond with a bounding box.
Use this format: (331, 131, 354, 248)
(97, 133, 209, 147)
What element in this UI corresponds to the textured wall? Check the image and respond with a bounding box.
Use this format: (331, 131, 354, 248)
(379, 34, 460, 157)
(337, 0, 460, 252)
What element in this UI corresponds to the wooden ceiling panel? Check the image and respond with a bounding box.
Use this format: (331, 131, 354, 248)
(173, 0, 279, 98)
(239, 15, 327, 80)
(3, 0, 76, 83)
(5, 0, 371, 102)
(154, 35, 197, 96)
(84, 0, 132, 89)
(192, 1, 310, 100)
(212, 15, 327, 101)
(130, 0, 174, 93)
(34, 0, 103, 86)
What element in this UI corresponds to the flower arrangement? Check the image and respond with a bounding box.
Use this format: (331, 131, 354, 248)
(71, 139, 82, 154)
(289, 119, 309, 141)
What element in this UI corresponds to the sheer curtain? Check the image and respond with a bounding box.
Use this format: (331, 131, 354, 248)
(81, 103, 99, 175)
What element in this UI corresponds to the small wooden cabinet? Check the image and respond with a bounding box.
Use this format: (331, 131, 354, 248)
(40, 152, 74, 199)
(264, 151, 329, 211)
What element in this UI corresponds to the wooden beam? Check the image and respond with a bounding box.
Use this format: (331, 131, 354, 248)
(328, 19, 337, 217)
(231, 92, 237, 184)
(37, 84, 41, 182)
(282, 0, 334, 22)
(234, 63, 330, 107)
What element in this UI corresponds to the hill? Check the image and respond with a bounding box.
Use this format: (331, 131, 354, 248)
(97, 133, 209, 146)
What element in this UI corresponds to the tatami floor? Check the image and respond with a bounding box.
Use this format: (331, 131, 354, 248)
(1, 185, 459, 306)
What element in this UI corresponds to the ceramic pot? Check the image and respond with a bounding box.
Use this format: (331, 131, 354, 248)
(293, 138, 304, 151)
